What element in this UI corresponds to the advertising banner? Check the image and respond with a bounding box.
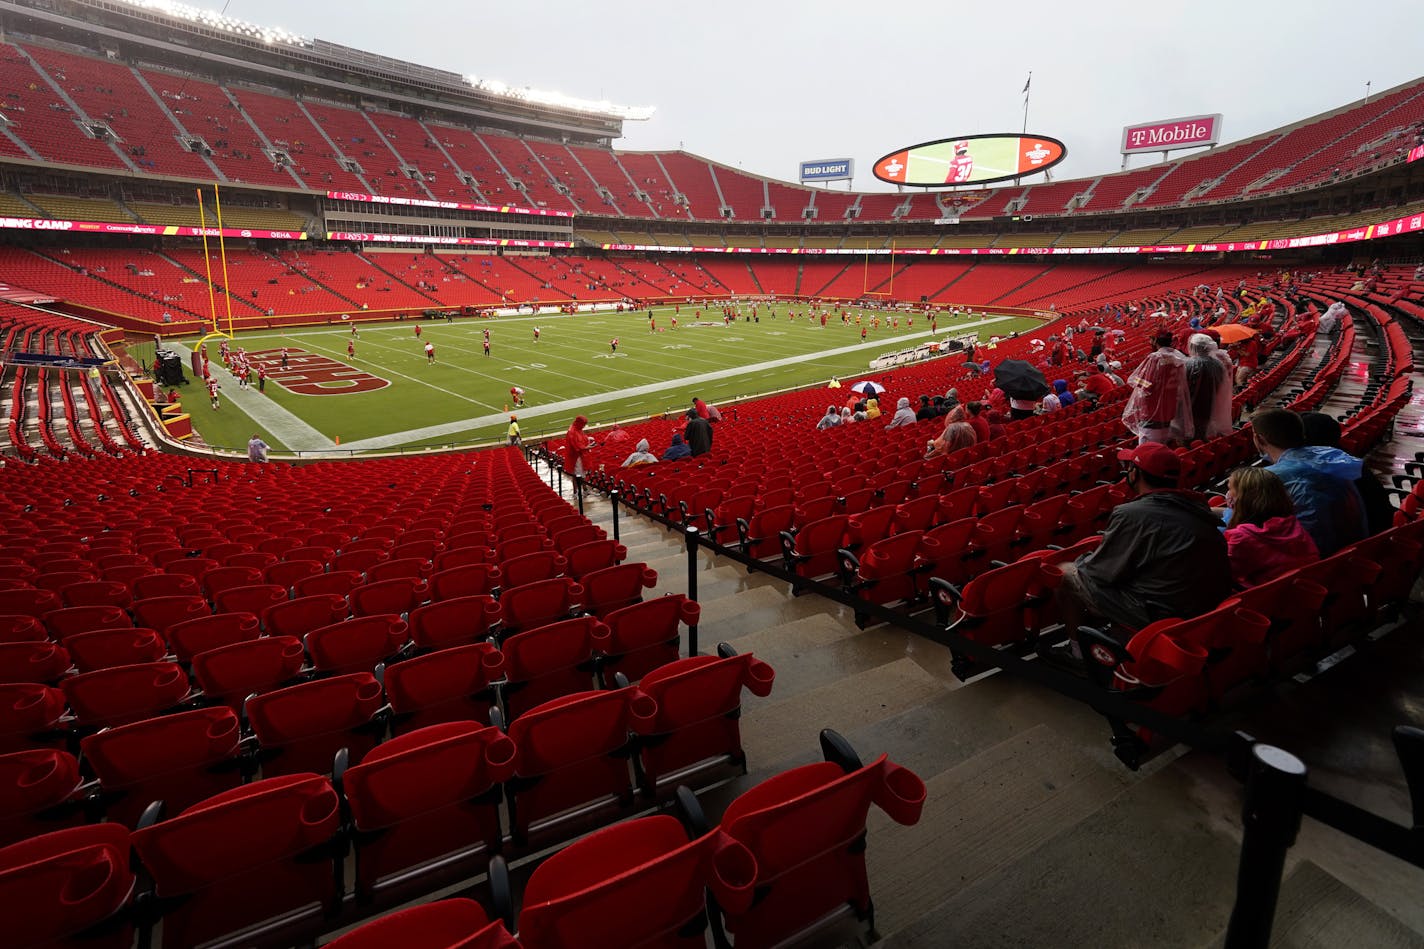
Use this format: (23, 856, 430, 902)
(799, 159, 854, 182)
(1408, 143, 1424, 164)
(325, 191, 575, 218)
(326, 232, 574, 248)
(1121, 114, 1223, 155)
(0, 217, 306, 240)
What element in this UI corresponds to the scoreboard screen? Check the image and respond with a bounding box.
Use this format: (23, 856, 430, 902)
(873, 134, 1067, 187)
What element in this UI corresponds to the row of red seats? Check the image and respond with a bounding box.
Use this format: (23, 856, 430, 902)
(1, 729, 921, 949)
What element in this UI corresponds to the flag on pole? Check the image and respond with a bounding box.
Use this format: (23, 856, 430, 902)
(1022, 73, 1032, 96)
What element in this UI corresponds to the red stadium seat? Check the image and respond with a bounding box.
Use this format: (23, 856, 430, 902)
(342, 721, 515, 901)
(263, 593, 349, 639)
(80, 706, 244, 828)
(131, 773, 342, 949)
(383, 641, 505, 734)
(61, 661, 192, 729)
(190, 636, 307, 709)
(499, 578, 583, 636)
(63, 626, 167, 672)
(325, 898, 518, 949)
(0, 748, 84, 846)
(0, 683, 68, 754)
(0, 641, 71, 684)
(305, 614, 410, 675)
(246, 673, 385, 776)
(350, 577, 429, 617)
(409, 595, 502, 650)
(0, 823, 136, 949)
(499, 616, 608, 721)
(131, 595, 207, 636)
(429, 563, 501, 601)
(166, 611, 261, 662)
(598, 594, 700, 684)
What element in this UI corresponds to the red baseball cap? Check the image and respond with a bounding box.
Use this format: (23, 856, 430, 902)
(1116, 443, 1182, 480)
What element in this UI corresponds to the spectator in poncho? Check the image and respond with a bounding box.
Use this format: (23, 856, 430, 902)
(1123, 332, 1190, 444)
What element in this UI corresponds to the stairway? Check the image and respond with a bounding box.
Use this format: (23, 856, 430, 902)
(129, 66, 227, 181)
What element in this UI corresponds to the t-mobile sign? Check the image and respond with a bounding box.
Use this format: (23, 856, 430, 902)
(1120, 114, 1223, 155)
(1408, 143, 1424, 164)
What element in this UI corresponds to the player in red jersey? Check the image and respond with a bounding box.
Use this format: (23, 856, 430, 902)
(946, 141, 974, 184)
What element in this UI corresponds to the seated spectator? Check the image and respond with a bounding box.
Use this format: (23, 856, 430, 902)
(1045, 443, 1232, 670)
(1299, 411, 1392, 536)
(840, 407, 854, 424)
(885, 397, 917, 429)
(1222, 467, 1318, 587)
(816, 405, 842, 430)
(662, 432, 692, 461)
(621, 438, 658, 468)
(925, 420, 977, 460)
(964, 401, 990, 442)
(1052, 379, 1075, 408)
(865, 398, 881, 420)
(853, 401, 869, 422)
(1038, 388, 1061, 414)
(943, 388, 960, 412)
(915, 396, 937, 422)
(1252, 409, 1366, 555)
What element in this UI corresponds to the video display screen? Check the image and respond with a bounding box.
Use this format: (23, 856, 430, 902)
(873, 134, 1067, 187)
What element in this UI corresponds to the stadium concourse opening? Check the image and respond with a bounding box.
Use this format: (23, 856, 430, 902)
(0, 0, 1423, 945)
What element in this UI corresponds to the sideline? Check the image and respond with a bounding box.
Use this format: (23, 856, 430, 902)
(166, 341, 336, 449)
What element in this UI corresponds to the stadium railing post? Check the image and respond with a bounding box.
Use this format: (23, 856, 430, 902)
(610, 490, 620, 542)
(1225, 742, 1307, 949)
(684, 525, 700, 657)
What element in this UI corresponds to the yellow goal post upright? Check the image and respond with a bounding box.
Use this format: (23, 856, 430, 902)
(192, 186, 235, 356)
(860, 239, 897, 298)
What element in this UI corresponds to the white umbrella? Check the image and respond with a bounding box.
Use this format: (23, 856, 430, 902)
(850, 380, 886, 395)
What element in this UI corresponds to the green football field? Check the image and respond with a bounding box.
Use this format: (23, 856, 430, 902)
(157, 303, 1040, 454)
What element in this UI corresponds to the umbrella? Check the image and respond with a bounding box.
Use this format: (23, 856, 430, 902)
(1214, 324, 1259, 345)
(993, 360, 1050, 400)
(850, 380, 886, 396)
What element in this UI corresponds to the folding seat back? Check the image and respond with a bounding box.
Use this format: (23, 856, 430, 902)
(1018, 494, 1073, 551)
(707, 495, 756, 544)
(306, 614, 410, 675)
(0, 748, 83, 846)
(130, 595, 207, 637)
(892, 495, 939, 535)
(164, 557, 220, 584)
(165, 611, 261, 663)
(499, 578, 584, 636)
(0, 614, 47, 645)
(500, 551, 568, 590)
(968, 504, 1026, 567)
(580, 563, 658, 617)
(710, 734, 925, 948)
(226, 550, 279, 572)
(200, 565, 264, 602)
(781, 514, 849, 584)
(201, 541, 253, 564)
(343, 722, 515, 901)
(409, 595, 502, 651)
(0, 682, 68, 754)
(844, 504, 897, 552)
(102, 564, 159, 589)
(247, 673, 385, 776)
(447, 530, 498, 552)
(562, 540, 626, 581)
(1080, 624, 1212, 744)
(332, 548, 390, 574)
(383, 642, 504, 734)
(497, 535, 552, 562)
(844, 531, 924, 610)
(917, 517, 978, 587)
(351, 577, 429, 618)
(45, 605, 137, 642)
(190, 636, 307, 709)
(0, 823, 135, 949)
(59, 580, 130, 609)
(493, 521, 543, 543)
(499, 616, 608, 720)
(504, 687, 655, 842)
(131, 773, 341, 949)
(294, 569, 364, 600)
(428, 563, 502, 603)
(0, 640, 71, 684)
(544, 514, 594, 540)
(59, 660, 189, 730)
(1291, 552, 1382, 642)
(517, 814, 727, 949)
(598, 595, 698, 684)
(33, 571, 98, 594)
(283, 545, 336, 567)
(325, 898, 518, 949)
(1157, 605, 1271, 699)
(63, 627, 167, 673)
(0, 588, 61, 619)
(81, 706, 243, 828)
(263, 558, 324, 591)
(263, 593, 349, 639)
(366, 557, 433, 584)
(633, 649, 775, 791)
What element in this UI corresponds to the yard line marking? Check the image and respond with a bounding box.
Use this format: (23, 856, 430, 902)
(166, 340, 335, 449)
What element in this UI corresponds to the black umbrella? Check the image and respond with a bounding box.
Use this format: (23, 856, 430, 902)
(994, 359, 1050, 400)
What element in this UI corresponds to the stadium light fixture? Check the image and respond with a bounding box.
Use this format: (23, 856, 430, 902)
(464, 75, 654, 121)
(116, 0, 311, 47)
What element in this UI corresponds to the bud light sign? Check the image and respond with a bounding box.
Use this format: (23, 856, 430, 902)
(799, 158, 854, 182)
(1120, 114, 1223, 155)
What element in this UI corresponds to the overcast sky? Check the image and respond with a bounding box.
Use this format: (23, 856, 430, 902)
(227, 0, 1424, 191)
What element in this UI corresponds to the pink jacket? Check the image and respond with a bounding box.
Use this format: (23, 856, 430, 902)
(1224, 515, 1320, 588)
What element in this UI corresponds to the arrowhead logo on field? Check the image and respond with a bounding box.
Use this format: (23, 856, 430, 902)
(662, 344, 692, 350)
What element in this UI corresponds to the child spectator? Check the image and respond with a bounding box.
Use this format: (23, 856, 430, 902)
(1222, 467, 1319, 588)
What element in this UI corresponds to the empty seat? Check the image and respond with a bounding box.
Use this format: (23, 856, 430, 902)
(263, 594, 349, 639)
(325, 898, 518, 949)
(215, 583, 288, 617)
(709, 730, 926, 948)
(429, 563, 501, 602)
(633, 645, 775, 793)
(350, 577, 428, 617)
(499, 578, 583, 636)
(81, 706, 244, 828)
(499, 615, 608, 720)
(343, 721, 515, 901)
(60, 661, 191, 729)
(0, 683, 68, 754)
(63, 626, 168, 672)
(131, 596, 208, 636)
(305, 614, 411, 675)
(579, 563, 658, 617)
(0, 823, 136, 949)
(247, 673, 385, 776)
(383, 641, 505, 734)
(0, 748, 84, 846)
(409, 595, 502, 650)
(190, 636, 307, 709)
(131, 773, 342, 949)
(165, 611, 261, 662)
(0, 641, 71, 684)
